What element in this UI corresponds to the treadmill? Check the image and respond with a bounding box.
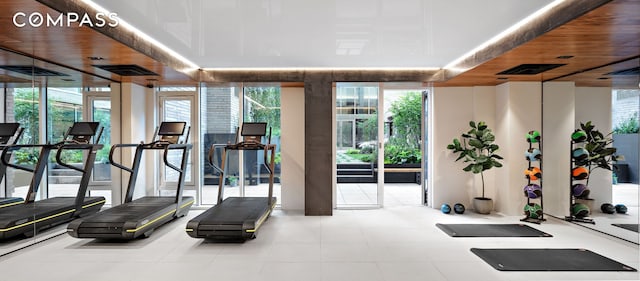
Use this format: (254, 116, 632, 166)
(0, 123, 24, 208)
(0, 122, 106, 240)
(67, 121, 194, 239)
(186, 122, 277, 240)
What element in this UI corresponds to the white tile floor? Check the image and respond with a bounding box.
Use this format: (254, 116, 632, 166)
(0, 206, 638, 281)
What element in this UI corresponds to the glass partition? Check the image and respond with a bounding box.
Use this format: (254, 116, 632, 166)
(547, 57, 640, 244)
(242, 85, 281, 203)
(199, 84, 241, 204)
(0, 47, 114, 255)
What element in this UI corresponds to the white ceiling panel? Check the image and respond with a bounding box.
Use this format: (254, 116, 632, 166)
(92, 0, 554, 68)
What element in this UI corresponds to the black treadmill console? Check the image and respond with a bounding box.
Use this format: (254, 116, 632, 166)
(0, 123, 20, 145)
(158, 121, 187, 144)
(240, 122, 267, 144)
(68, 122, 100, 143)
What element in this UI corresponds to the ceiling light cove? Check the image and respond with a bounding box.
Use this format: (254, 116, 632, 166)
(444, 0, 567, 72)
(81, 0, 200, 71)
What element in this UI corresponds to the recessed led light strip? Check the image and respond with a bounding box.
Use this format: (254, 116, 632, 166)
(202, 67, 441, 71)
(80, 0, 200, 71)
(444, 0, 567, 72)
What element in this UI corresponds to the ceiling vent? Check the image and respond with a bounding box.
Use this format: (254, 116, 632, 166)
(0, 65, 69, 76)
(93, 64, 158, 76)
(605, 66, 640, 76)
(497, 64, 566, 75)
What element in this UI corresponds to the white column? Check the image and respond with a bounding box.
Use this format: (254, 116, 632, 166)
(494, 82, 542, 215)
(280, 87, 305, 211)
(542, 81, 575, 217)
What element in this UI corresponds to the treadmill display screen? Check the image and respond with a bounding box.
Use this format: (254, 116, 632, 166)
(241, 123, 267, 137)
(69, 122, 99, 143)
(0, 123, 20, 144)
(158, 122, 186, 136)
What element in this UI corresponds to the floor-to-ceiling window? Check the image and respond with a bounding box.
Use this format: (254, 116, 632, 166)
(242, 85, 281, 201)
(199, 83, 281, 206)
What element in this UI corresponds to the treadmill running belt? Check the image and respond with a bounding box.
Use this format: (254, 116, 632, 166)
(471, 248, 637, 271)
(187, 197, 275, 239)
(436, 223, 552, 237)
(612, 224, 639, 233)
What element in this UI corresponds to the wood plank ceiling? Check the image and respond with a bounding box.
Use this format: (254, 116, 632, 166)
(0, 0, 637, 88)
(435, 0, 640, 88)
(0, 0, 196, 88)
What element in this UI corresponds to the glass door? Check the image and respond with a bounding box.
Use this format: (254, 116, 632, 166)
(381, 87, 424, 206)
(158, 93, 198, 202)
(84, 93, 113, 205)
(335, 83, 381, 207)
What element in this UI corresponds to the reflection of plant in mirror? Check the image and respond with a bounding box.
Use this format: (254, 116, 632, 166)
(575, 121, 618, 185)
(613, 113, 639, 134)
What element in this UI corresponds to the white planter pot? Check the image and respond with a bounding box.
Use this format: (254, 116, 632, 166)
(473, 197, 493, 214)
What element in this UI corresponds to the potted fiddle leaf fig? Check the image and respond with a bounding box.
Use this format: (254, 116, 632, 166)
(446, 121, 503, 214)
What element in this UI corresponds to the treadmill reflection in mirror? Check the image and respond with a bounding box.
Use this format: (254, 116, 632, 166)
(67, 122, 194, 239)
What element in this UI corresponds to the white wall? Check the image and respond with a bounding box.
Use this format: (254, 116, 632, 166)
(494, 82, 542, 215)
(542, 82, 575, 217)
(432, 87, 496, 209)
(120, 83, 148, 201)
(575, 87, 613, 208)
(280, 87, 305, 211)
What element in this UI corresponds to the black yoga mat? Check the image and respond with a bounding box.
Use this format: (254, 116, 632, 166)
(436, 223, 552, 237)
(471, 248, 637, 271)
(612, 223, 639, 233)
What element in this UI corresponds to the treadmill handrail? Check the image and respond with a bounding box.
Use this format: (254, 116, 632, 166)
(207, 144, 227, 174)
(163, 143, 193, 173)
(0, 144, 45, 173)
(55, 142, 104, 173)
(108, 143, 140, 173)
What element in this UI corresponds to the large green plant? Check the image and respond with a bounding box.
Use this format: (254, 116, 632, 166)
(574, 121, 617, 185)
(388, 92, 421, 150)
(446, 121, 503, 198)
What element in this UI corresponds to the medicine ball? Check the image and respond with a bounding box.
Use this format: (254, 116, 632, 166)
(441, 204, 452, 214)
(453, 203, 465, 214)
(571, 203, 590, 218)
(600, 203, 615, 214)
(571, 167, 589, 180)
(524, 167, 542, 181)
(571, 129, 587, 143)
(615, 204, 628, 214)
(571, 148, 589, 161)
(523, 184, 542, 199)
(526, 130, 541, 143)
(524, 203, 543, 219)
(525, 148, 542, 162)
(571, 183, 590, 199)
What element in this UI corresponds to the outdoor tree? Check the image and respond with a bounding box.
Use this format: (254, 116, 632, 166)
(244, 87, 281, 136)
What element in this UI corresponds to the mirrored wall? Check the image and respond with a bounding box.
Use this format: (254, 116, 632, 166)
(546, 57, 639, 244)
(0, 47, 115, 255)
